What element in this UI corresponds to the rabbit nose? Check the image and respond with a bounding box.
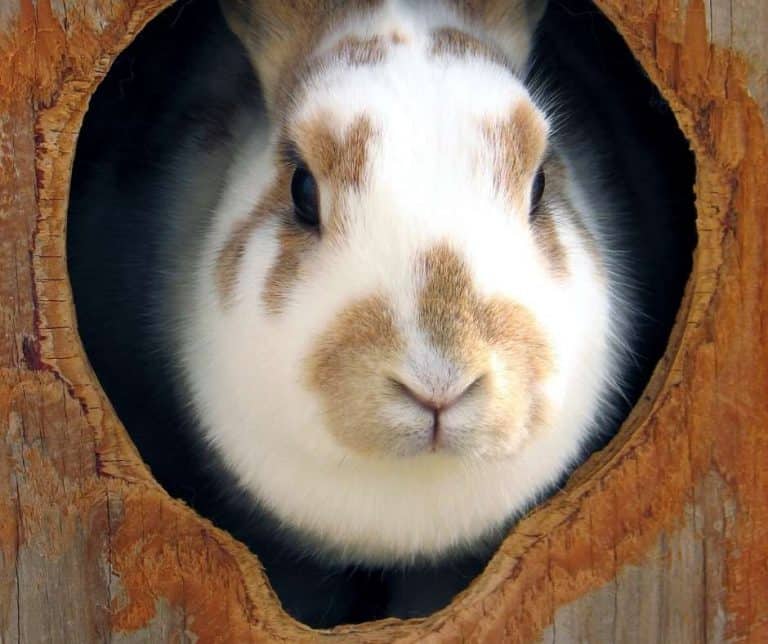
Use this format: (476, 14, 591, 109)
(389, 374, 486, 448)
(388, 374, 485, 412)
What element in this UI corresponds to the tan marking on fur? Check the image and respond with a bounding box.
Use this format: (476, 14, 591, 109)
(483, 103, 548, 212)
(215, 172, 292, 307)
(216, 218, 254, 305)
(418, 244, 553, 442)
(306, 296, 404, 454)
(258, 116, 376, 312)
(390, 30, 408, 45)
(292, 114, 375, 236)
(418, 244, 475, 354)
(218, 115, 375, 313)
(325, 35, 387, 66)
(531, 208, 568, 277)
(287, 36, 388, 122)
(304, 244, 554, 459)
(216, 158, 326, 313)
(477, 296, 551, 435)
(530, 154, 567, 277)
(294, 114, 374, 191)
(530, 153, 602, 278)
(430, 27, 509, 68)
(262, 221, 316, 314)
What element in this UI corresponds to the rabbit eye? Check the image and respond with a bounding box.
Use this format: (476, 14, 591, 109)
(530, 168, 545, 218)
(291, 165, 320, 228)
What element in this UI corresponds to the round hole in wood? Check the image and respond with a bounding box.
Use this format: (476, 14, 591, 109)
(67, 0, 698, 628)
(7, 0, 765, 640)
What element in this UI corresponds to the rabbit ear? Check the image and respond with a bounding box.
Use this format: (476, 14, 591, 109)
(219, 0, 335, 112)
(455, 0, 547, 27)
(451, 0, 548, 68)
(220, 0, 548, 110)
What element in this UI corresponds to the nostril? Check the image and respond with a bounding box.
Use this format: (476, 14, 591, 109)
(387, 377, 440, 411)
(463, 373, 486, 397)
(387, 373, 487, 412)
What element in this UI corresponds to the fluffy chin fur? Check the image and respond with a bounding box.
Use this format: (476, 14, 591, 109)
(173, 0, 627, 565)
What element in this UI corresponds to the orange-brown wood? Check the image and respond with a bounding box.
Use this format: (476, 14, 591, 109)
(0, 0, 766, 641)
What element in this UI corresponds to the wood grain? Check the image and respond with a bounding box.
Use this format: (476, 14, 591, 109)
(0, 0, 766, 641)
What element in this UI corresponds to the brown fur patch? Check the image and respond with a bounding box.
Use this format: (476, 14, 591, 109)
(215, 172, 292, 307)
(305, 295, 404, 454)
(304, 243, 554, 458)
(418, 244, 475, 355)
(294, 114, 374, 190)
(531, 153, 601, 278)
(390, 30, 408, 45)
(262, 115, 376, 312)
(483, 103, 548, 211)
(417, 244, 553, 439)
(215, 172, 318, 314)
(292, 114, 375, 236)
(324, 35, 387, 67)
(418, 245, 550, 367)
(285, 34, 390, 122)
(531, 207, 568, 277)
(216, 115, 375, 312)
(262, 220, 316, 314)
(216, 218, 255, 306)
(430, 27, 509, 68)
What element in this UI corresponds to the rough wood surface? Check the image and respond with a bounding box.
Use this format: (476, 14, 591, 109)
(0, 0, 766, 642)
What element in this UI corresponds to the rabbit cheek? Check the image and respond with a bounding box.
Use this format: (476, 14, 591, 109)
(262, 221, 316, 314)
(304, 295, 406, 456)
(530, 155, 603, 280)
(215, 169, 293, 308)
(531, 207, 568, 278)
(473, 298, 553, 454)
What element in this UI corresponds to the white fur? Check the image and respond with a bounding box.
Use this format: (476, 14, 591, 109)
(172, 1, 626, 564)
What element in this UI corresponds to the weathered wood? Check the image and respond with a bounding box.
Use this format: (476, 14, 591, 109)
(0, 0, 766, 641)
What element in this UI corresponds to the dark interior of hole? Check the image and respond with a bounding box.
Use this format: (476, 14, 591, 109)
(67, 0, 696, 628)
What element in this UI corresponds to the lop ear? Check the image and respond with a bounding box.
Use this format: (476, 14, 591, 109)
(453, 0, 548, 70)
(219, 0, 338, 113)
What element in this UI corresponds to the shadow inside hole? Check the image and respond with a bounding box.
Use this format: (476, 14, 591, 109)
(67, 0, 696, 628)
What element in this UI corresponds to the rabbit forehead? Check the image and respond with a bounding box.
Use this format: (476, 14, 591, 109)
(293, 31, 548, 174)
(267, 55, 553, 313)
(239, 21, 553, 316)
(294, 36, 539, 135)
(287, 43, 547, 215)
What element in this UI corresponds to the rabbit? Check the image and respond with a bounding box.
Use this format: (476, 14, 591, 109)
(159, 0, 634, 566)
(69, 0, 696, 628)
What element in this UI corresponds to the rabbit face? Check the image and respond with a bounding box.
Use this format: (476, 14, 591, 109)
(183, 9, 618, 561)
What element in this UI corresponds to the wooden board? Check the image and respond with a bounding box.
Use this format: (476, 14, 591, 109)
(0, 0, 766, 641)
